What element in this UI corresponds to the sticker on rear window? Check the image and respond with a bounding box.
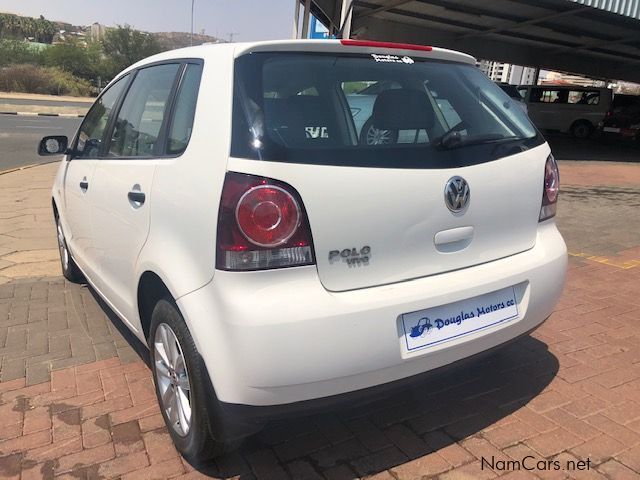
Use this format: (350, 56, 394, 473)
(305, 126, 329, 139)
(371, 54, 414, 64)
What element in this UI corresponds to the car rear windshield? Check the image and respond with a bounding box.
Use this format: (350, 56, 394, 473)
(231, 52, 542, 168)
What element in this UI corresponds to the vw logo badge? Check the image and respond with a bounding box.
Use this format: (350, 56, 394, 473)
(444, 176, 470, 213)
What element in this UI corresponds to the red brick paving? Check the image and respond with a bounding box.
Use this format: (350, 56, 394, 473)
(559, 161, 640, 188)
(0, 255, 638, 479)
(1, 163, 639, 478)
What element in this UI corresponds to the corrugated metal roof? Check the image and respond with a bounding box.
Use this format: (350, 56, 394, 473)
(568, 0, 640, 19)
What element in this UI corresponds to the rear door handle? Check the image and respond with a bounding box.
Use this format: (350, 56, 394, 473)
(79, 180, 89, 191)
(127, 191, 146, 204)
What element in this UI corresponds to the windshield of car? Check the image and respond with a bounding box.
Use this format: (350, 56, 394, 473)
(231, 52, 541, 168)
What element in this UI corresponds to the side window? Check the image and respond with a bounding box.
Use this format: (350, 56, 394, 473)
(74, 75, 128, 158)
(166, 63, 203, 155)
(568, 90, 600, 105)
(530, 88, 565, 104)
(108, 63, 180, 158)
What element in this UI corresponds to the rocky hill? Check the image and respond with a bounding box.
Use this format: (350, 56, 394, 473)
(152, 31, 225, 50)
(1, 11, 224, 48)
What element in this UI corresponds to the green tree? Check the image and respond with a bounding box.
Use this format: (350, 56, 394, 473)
(44, 40, 90, 77)
(0, 13, 55, 42)
(34, 16, 56, 43)
(43, 39, 113, 92)
(0, 39, 44, 67)
(0, 13, 22, 39)
(101, 25, 161, 76)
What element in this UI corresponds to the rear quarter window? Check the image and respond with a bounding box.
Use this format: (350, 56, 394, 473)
(166, 63, 203, 154)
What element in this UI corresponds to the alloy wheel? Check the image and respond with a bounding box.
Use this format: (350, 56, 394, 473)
(56, 223, 69, 272)
(154, 323, 192, 437)
(366, 126, 395, 145)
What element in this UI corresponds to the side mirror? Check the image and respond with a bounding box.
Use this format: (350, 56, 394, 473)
(38, 136, 69, 156)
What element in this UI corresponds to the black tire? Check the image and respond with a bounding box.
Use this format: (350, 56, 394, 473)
(360, 117, 398, 145)
(148, 299, 239, 461)
(54, 215, 84, 283)
(570, 120, 593, 139)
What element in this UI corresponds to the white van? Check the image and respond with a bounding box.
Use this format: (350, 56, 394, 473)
(518, 85, 612, 138)
(40, 39, 567, 461)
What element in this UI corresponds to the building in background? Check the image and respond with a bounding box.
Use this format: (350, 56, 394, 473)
(478, 60, 537, 85)
(478, 60, 509, 82)
(613, 81, 640, 95)
(540, 71, 606, 87)
(89, 22, 107, 40)
(509, 65, 537, 85)
(309, 16, 331, 39)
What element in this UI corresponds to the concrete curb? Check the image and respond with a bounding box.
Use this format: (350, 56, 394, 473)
(0, 159, 60, 176)
(0, 111, 84, 118)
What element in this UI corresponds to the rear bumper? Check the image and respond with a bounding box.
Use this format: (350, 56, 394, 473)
(217, 320, 545, 427)
(178, 221, 567, 407)
(597, 126, 640, 140)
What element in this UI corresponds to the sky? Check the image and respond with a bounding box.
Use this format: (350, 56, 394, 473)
(0, 0, 295, 42)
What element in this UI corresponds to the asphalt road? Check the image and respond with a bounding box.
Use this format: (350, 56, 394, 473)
(0, 114, 81, 172)
(0, 97, 91, 108)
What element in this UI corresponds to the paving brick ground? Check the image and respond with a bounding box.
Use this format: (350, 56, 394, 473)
(0, 162, 60, 283)
(0, 278, 140, 386)
(0, 160, 638, 479)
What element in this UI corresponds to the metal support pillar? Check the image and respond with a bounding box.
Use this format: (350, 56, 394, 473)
(292, 0, 301, 39)
(301, 0, 312, 38)
(340, 0, 353, 38)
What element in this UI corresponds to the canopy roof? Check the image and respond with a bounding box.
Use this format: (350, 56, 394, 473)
(309, 0, 640, 82)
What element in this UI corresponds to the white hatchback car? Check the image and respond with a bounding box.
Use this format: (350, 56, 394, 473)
(39, 39, 567, 461)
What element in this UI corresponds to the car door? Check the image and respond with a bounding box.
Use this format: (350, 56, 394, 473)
(62, 75, 130, 277)
(89, 62, 183, 328)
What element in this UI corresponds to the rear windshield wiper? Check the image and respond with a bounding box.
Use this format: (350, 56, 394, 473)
(438, 132, 519, 150)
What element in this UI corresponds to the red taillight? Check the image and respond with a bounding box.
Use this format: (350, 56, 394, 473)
(340, 39, 433, 52)
(216, 172, 315, 270)
(236, 185, 300, 247)
(539, 154, 559, 221)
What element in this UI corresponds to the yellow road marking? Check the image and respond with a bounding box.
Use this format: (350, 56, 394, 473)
(568, 251, 640, 269)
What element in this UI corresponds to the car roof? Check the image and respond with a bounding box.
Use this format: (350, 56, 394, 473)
(124, 39, 476, 75)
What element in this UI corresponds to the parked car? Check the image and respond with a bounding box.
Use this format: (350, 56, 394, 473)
(495, 82, 528, 113)
(598, 93, 640, 143)
(39, 39, 567, 461)
(518, 85, 612, 138)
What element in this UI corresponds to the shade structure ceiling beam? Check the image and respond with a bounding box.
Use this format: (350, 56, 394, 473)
(355, 13, 640, 82)
(356, 0, 417, 18)
(307, 0, 640, 82)
(455, 5, 592, 40)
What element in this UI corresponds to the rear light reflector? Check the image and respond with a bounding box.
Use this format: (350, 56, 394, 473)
(217, 172, 315, 271)
(340, 39, 433, 52)
(236, 185, 300, 247)
(539, 154, 559, 222)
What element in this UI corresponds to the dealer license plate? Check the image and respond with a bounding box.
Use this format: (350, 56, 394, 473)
(401, 287, 519, 352)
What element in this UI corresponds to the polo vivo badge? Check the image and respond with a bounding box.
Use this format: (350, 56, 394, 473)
(401, 287, 519, 351)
